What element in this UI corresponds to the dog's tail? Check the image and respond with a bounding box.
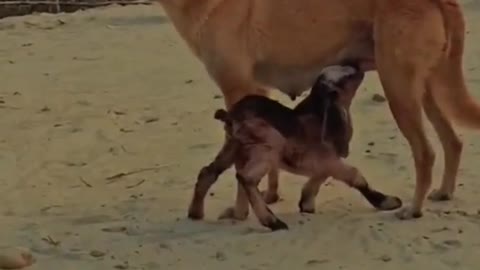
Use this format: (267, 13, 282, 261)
(428, 0, 480, 129)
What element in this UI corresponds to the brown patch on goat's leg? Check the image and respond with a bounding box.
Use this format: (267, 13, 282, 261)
(188, 138, 238, 220)
(214, 65, 273, 221)
(217, 79, 271, 221)
(236, 173, 288, 231)
(233, 153, 288, 231)
(329, 161, 402, 211)
(298, 175, 328, 213)
(260, 168, 280, 204)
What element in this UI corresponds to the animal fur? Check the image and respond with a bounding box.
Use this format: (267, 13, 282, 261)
(187, 66, 402, 230)
(157, 0, 480, 220)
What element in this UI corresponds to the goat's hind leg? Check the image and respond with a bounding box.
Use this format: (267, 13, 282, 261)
(236, 153, 288, 231)
(188, 138, 238, 220)
(298, 175, 328, 213)
(260, 167, 281, 204)
(329, 160, 403, 211)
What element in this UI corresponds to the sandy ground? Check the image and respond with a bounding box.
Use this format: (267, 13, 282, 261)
(1, 1, 480, 269)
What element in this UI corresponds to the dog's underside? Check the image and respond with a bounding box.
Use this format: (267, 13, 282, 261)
(157, 0, 480, 220)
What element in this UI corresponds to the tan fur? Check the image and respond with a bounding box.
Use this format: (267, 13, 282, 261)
(157, 0, 480, 219)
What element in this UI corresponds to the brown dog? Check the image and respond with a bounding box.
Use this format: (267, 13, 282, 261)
(157, 0, 480, 219)
(187, 64, 402, 230)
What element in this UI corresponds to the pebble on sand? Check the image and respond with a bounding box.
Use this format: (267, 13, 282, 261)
(379, 255, 392, 262)
(372, 93, 387, 103)
(89, 250, 106, 258)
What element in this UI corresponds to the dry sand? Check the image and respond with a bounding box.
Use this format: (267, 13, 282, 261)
(1, 2, 480, 269)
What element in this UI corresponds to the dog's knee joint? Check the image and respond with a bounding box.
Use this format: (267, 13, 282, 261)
(451, 137, 463, 153)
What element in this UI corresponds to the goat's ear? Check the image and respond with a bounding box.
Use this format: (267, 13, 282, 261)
(327, 90, 339, 100)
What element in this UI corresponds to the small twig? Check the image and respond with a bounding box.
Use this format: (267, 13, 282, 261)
(40, 205, 62, 213)
(120, 145, 130, 153)
(41, 235, 60, 246)
(79, 177, 92, 188)
(105, 165, 170, 183)
(72, 56, 103, 61)
(0, 105, 21, 110)
(126, 179, 145, 189)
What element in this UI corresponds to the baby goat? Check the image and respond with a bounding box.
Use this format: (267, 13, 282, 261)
(188, 65, 402, 231)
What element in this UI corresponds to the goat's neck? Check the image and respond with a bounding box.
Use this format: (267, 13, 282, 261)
(156, 0, 225, 55)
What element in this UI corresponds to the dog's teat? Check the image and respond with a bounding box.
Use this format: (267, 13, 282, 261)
(319, 65, 358, 86)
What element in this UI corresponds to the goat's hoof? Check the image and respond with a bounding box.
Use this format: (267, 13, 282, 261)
(377, 195, 402, 211)
(428, 189, 453, 201)
(267, 219, 289, 231)
(299, 207, 315, 214)
(298, 198, 315, 214)
(260, 190, 280, 204)
(187, 207, 204, 220)
(218, 207, 248, 221)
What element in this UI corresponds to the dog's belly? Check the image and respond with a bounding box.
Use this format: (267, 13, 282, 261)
(253, 64, 322, 97)
(252, 39, 374, 98)
(249, 0, 375, 97)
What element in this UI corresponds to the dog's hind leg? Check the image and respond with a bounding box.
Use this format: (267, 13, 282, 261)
(376, 70, 435, 220)
(374, 0, 451, 219)
(424, 83, 462, 201)
(188, 138, 238, 220)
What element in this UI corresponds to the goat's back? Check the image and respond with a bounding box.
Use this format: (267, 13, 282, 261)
(229, 95, 303, 138)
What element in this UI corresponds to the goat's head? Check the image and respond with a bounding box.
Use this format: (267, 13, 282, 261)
(311, 64, 365, 157)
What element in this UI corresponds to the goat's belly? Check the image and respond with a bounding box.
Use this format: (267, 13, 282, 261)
(278, 154, 317, 178)
(279, 162, 312, 178)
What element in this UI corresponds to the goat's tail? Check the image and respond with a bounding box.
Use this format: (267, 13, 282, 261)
(214, 109, 231, 124)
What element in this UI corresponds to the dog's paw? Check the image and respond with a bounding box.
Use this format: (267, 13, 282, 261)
(260, 190, 280, 205)
(428, 189, 453, 201)
(218, 207, 248, 221)
(394, 206, 423, 220)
